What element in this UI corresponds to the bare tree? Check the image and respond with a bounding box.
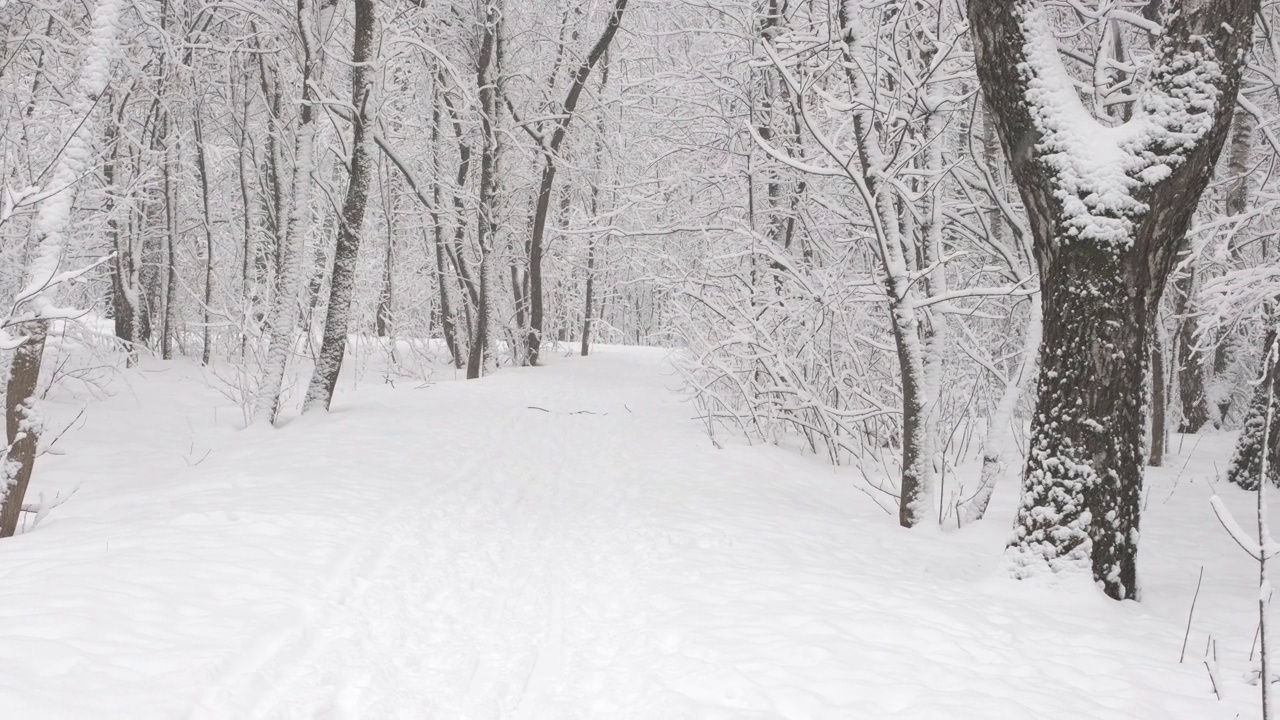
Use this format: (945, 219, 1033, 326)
(511, 0, 629, 366)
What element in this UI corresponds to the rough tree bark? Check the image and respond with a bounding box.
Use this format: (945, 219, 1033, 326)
(302, 0, 377, 412)
(970, 0, 1257, 599)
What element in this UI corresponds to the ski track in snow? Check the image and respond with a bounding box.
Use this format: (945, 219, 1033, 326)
(0, 347, 1270, 719)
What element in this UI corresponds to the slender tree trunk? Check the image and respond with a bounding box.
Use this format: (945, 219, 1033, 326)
(581, 234, 598, 357)
(581, 51, 612, 357)
(961, 299, 1042, 525)
(236, 74, 255, 360)
(1, 326, 47, 537)
(193, 102, 215, 365)
(524, 0, 629, 366)
(375, 227, 394, 338)
(467, 2, 500, 380)
(303, 0, 376, 413)
(1, 0, 122, 537)
(104, 95, 142, 365)
(1150, 328, 1168, 467)
(160, 114, 177, 360)
(255, 0, 337, 423)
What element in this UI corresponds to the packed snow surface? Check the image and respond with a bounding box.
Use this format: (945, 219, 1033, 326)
(0, 346, 1270, 718)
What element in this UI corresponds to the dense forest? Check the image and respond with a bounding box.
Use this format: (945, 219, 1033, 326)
(2, 0, 1280, 716)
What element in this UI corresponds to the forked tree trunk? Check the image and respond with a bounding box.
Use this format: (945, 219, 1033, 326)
(827, 0, 935, 527)
(254, 0, 337, 423)
(303, 0, 377, 412)
(971, 0, 1256, 599)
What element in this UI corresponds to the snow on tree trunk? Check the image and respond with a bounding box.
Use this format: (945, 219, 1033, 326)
(522, 0, 628, 367)
(1228, 325, 1280, 490)
(103, 95, 143, 366)
(467, 1, 500, 380)
(303, 0, 377, 413)
(970, 0, 1257, 599)
(1149, 328, 1169, 467)
(1, 0, 122, 537)
(254, 0, 337, 424)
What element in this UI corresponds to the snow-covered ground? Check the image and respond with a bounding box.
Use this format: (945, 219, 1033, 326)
(0, 346, 1269, 718)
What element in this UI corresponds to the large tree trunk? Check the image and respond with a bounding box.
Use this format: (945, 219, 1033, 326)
(303, 0, 376, 412)
(1018, 243, 1153, 595)
(970, 0, 1256, 599)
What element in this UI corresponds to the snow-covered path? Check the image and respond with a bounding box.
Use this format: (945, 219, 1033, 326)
(0, 348, 1264, 718)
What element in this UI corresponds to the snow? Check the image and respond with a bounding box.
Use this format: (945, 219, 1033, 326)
(1, 0, 121, 349)
(0, 346, 1272, 718)
(1017, 6, 1225, 249)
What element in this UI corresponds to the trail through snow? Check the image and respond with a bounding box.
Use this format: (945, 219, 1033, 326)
(0, 347, 1267, 718)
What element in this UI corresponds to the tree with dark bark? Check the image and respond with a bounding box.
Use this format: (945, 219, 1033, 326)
(254, 0, 339, 424)
(304, 0, 378, 412)
(1, 0, 122, 537)
(511, 0, 629, 366)
(969, 0, 1258, 599)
